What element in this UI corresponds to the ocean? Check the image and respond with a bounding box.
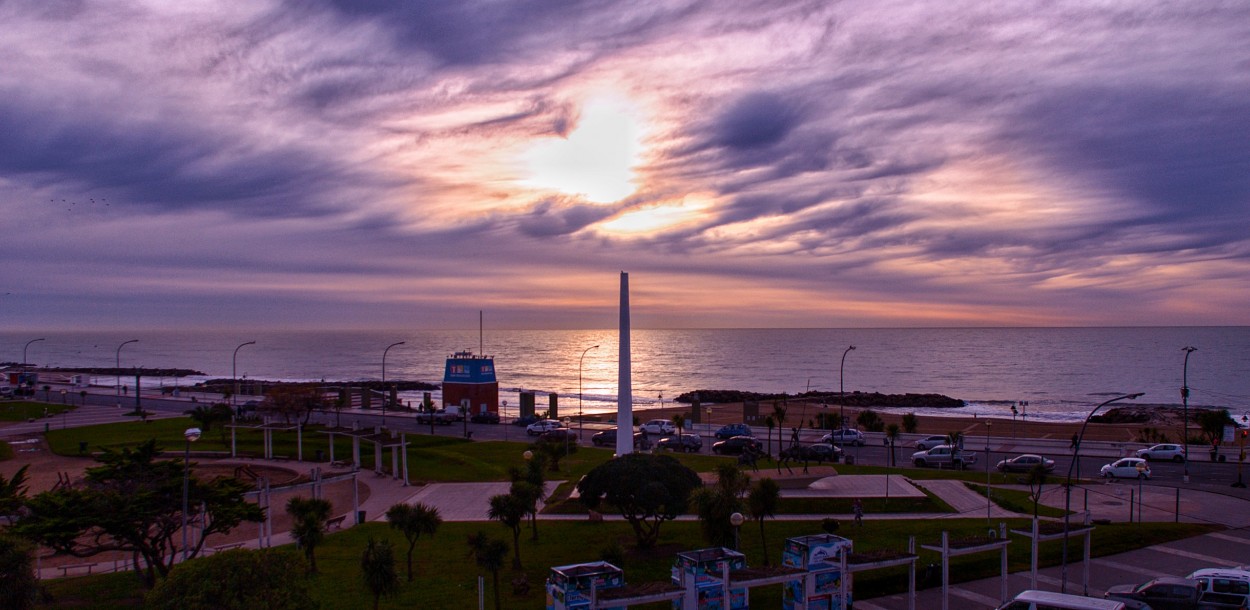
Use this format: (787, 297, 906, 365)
(4, 327, 1249, 423)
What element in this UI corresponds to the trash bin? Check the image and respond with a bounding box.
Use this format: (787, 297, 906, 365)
(357, 510, 367, 524)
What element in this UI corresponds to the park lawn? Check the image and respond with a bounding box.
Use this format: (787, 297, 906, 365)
(39, 518, 1218, 610)
(0, 439, 13, 461)
(964, 482, 1070, 519)
(0, 400, 75, 422)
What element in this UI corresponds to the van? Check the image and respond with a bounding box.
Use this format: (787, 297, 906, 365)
(1188, 568, 1250, 607)
(997, 590, 1129, 610)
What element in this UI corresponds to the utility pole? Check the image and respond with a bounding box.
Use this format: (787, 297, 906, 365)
(1182, 346, 1196, 484)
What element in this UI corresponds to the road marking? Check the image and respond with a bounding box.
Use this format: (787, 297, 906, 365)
(852, 601, 889, 610)
(1150, 545, 1241, 566)
(949, 587, 1002, 607)
(1092, 557, 1163, 575)
(1035, 573, 1064, 587)
(1208, 532, 1250, 545)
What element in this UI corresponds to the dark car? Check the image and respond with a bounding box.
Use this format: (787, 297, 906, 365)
(715, 423, 753, 439)
(995, 454, 1055, 474)
(1104, 576, 1213, 610)
(512, 414, 540, 427)
(656, 433, 703, 453)
(798, 443, 842, 462)
(712, 435, 763, 455)
(538, 429, 579, 445)
(591, 429, 647, 448)
(470, 411, 501, 424)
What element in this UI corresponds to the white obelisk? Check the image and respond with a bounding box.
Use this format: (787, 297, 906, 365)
(616, 271, 633, 456)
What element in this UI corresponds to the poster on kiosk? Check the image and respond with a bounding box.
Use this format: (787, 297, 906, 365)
(546, 561, 626, 610)
(781, 534, 853, 610)
(671, 548, 748, 610)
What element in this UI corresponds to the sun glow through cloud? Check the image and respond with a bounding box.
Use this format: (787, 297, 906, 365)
(520, 96, 646, 203)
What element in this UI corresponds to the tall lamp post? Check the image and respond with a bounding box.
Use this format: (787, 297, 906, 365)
(115, 339, 138, 403)
(232, 341, 256, 408)
(382, 341, 405, 426)
(839, 345, 856, 430)
(578, 345, 599, 441)
(22, 337, 45, 371)
(1061, 392, 1144, 593)
(181, 426, 201, 561)
(1182, 346, 1196, 483)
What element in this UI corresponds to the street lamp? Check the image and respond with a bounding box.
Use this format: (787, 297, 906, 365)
(1182, 346, 1196, 483)
(116, 339, 138, 400)
(382, 341, 405, 426)
(730, 512, 745, 551)
(22, 337, 45, 371)
(181, 426, 202, 561)
(578, 345, 599, 442)
(985, 420, 992, 523)
(839, 345, 856, 430)
(232, 341, 256, 408)
(1061, 392, 1144, 593)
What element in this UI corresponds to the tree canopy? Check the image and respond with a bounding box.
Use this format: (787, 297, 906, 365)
(145, 549, 316, 610)
(577, 452, 701, 549)
(14, 440, 263, 586)
(385, 501, 442, 582)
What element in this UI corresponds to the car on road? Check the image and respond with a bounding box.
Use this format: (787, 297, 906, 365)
(1135, 443, 1187, 463)
(911, 444, 977, 469)
(714, 423, 753, 439)
(997, 589, 1134, 609)
(526, 419, 564, 436)
(798, 443, 842, 463)
(996, 454, 1056, 474)
(712, 435, 763, 456)
(1100, 457, 1151, 479)
(1105, 575, 1247, 610)
(416, 409, 456, 425)
(1187, 568, 1250, 608)
(470, 411, 501, 424)
(820, 429, 866, 447)
(512, 414, 540, 427)
(656, 433, 703, 453)
(591, 428, 646, 448)
(538, 429, 578, 445)
(639, 419, 676, 435)
(914, 435, 949, 451)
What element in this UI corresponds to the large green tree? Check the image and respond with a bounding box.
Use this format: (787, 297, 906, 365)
(691, 463, 749, 548)
(385, 501, 442, 582)
(286, 497, 332, 574)
(577, 453, 702, 549)
(14, 440, 263, 586)
(145, 549, 315, 610)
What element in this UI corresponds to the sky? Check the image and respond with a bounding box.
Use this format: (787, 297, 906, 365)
(2, 0, 1249, 330)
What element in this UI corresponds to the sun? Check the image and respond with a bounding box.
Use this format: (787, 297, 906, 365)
(520, 95, 645, 203)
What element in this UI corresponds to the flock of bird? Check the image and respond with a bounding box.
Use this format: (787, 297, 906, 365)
(51, 197, 108, 212)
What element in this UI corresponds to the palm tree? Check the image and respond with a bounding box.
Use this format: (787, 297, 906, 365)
(361, 537, 400, 610)
(286, 497, 333, 573)
(885, 424, 901, 467)
(748, 478, 781, 566)
(508, 455, 547, 540)
(466, 531, 509, 610)
(488, 493, 527, 569)
(764, 415, 776, 458)
(385, 502, 442, 581)
(672, 412, 686, 437)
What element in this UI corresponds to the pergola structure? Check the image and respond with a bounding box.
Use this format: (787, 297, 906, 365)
(843, 540, 919, 610)
(318, 424, 409, 485)
(921, 524, 1012, 610)
(226, 419, 304, 461)
(1011, 517, 1095, 595)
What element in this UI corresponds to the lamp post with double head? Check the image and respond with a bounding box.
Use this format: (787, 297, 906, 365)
(839, 345, 855, 430)
(232, 341, 256, 410)
(382, 341, 405, 426)
(115, 339, 138, 402)
(578, 345, 599, 442)
(181, 426, 201, 561)
(1182, 346, 1196, 483)
(1060, 392, 1144, 594)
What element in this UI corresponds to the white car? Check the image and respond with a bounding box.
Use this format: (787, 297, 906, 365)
(914, 435, 949, 451)
(1135, 443, 1186, 463)
(525, 419, 564, 436)
(1100, 457, 1151, 479)
(820, 429, 866, 446)
(639, 419, 676, 435)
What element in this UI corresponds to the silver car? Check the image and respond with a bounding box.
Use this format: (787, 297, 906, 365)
(1100, 457, 1151, 479)
(1135, 443, 1186, 463)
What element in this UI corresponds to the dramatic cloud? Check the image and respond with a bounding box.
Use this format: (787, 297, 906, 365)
(1, 0, 1248, 330)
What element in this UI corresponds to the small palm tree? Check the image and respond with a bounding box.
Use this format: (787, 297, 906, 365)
(672, 413, 686, 437)
(361, 537, 400, 610)
(764, 415, 776, 457)
(488, 493, 527, 569)
(385, 502, 442, 581)
(885, 424, 901, 467)
(467, 532, 509, 610)
(748, 478, 781, 566)
(286, 497, 333, 573)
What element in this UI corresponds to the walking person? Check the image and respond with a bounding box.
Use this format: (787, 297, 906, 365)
(853, 498, 864, 526)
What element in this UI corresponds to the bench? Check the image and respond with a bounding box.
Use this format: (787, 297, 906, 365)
(59, 563, 95, 576)
(325, 515, 347, 530)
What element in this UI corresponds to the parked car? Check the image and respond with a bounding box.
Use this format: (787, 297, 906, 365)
(997, 589, 1134, 610)
(712, 435, 763, 456)
(820, 429, 866, 447)
(715, 423, 753, 439)
(1136, 443, 1187, 463)
(911, 444, 977, 469)
(639, 419, 676, 435)
(1188, 568, 1250, 608)
(798, 443, 843, 463)
(996, 454, 1056, 474)
(416, 409, 455, 425)
(591, 428, 646, 448)
(526, 419, 564, 436)
(1100, 457, 1151, 479)
(470, 411, 501, 424)
(656, 433, 703, 453)
(538, 429, 579, 445)
(1106, 575, 1248, 610)
(512, 414, 540, 427)
(914, 435, 950, 451)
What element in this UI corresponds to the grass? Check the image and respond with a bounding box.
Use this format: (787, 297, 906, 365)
(964, 482, 1070, 518)
(38, 518, 1218, 609)
(0, 400, 75, 422)
(0, 440, 13, 461)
